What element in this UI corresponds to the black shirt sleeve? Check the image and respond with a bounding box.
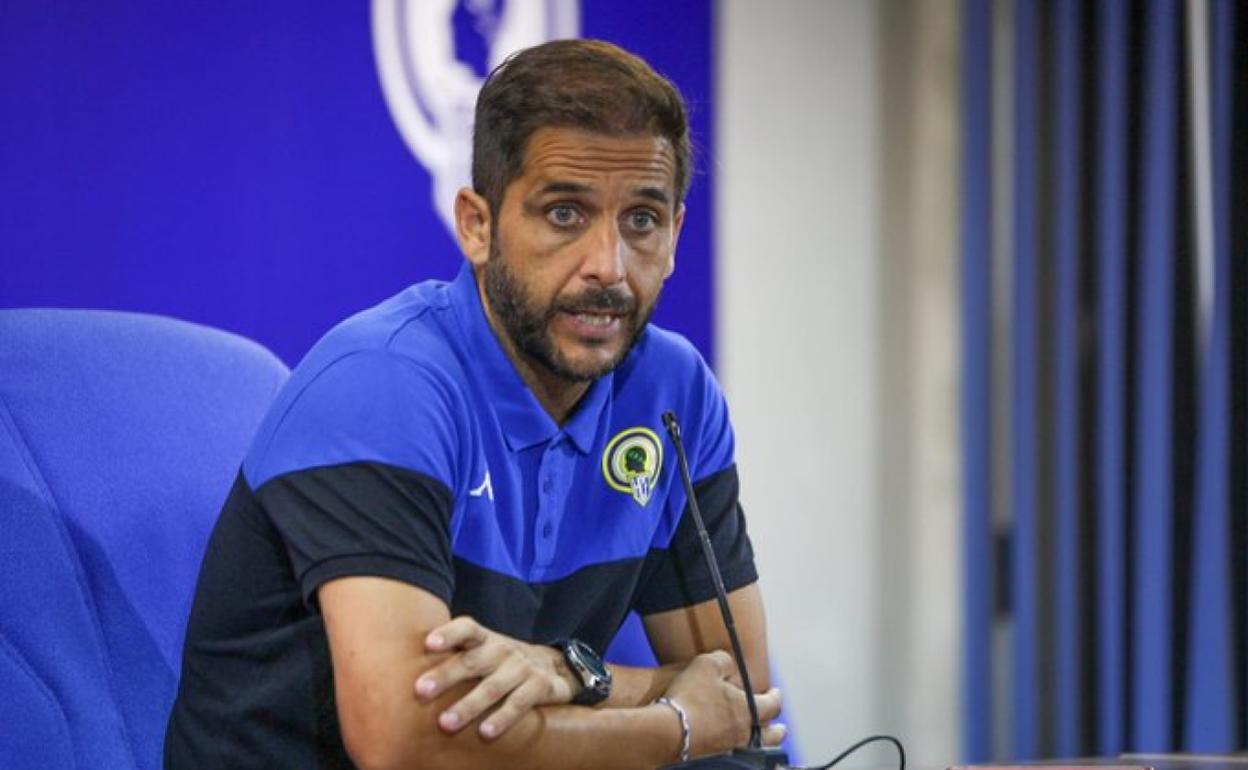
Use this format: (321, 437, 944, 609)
(256, 462, 456, 608)
(632, 463, 758, 615)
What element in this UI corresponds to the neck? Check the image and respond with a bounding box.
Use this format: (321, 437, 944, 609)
(508, 353, 591, 425)
(475, 276, 591, 425)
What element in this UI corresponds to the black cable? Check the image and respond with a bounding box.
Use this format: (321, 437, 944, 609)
(795, 734, 906, 770)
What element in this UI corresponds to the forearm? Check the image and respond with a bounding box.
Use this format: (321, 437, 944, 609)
(448, 701, 680, 770)
(605, 662, 681, 708)
(643, 584, 772, 693)
(359, 685, 682, 770)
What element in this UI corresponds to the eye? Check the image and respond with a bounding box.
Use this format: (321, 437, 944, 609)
(546, 204, 583, 229)
(625, 209, 660, 233)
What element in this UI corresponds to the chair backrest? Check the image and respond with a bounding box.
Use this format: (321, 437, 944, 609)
(0, 309, 289, 770)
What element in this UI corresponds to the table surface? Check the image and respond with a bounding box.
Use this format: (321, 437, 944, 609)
(935, 753, 1248, 770)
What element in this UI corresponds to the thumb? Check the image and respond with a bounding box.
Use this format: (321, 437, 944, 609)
(761, 723, 788, 747)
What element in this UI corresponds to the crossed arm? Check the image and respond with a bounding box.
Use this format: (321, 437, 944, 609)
(320, 576, 780, 770)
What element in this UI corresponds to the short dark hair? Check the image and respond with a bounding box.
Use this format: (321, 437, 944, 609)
(472, 39, 692, 214)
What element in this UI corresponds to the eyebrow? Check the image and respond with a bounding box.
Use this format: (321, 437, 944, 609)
(634, 186, 672, 206)
(538, 181, 592, 196)
(535, 181, 673, 207)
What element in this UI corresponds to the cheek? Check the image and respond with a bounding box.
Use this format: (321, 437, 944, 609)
(628, 261, 670, 306)
(497, 235, 565, 300)
(631, 232, 676, 277)
(634, 241, 675, 277)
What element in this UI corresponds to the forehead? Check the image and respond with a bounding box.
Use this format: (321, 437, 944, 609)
(516, 127, 677, 193)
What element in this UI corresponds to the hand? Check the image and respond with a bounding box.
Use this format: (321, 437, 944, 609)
(414, 616, 579, 739)
(660, 651, 784, 757)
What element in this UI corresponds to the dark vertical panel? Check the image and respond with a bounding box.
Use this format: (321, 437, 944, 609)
(1035, 4, 1058, 753)
(1184, 0, 1235, 748)
(1169, 2, 1197, 747)
(1122, 0, 1147, 745)
(1013, 0, 1041, 757)
(1094, 0, 1130, 755)
(1131, 0, 1179, 751)
(1051, 0, 1084, 755)
(961, 0, 996, 760)
(1077, 0, 1102, 751)
(1228, 0, 1248, 750)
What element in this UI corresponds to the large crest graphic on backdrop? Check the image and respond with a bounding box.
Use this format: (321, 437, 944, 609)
(373, 0, 581, 232)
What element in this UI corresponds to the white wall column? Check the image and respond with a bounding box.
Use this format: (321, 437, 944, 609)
(717, 1, 961, 764)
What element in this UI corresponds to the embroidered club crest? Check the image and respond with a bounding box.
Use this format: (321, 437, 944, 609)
(602, 427, 663, 507)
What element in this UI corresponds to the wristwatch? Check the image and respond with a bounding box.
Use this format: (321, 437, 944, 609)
(553, 638, 612, 706)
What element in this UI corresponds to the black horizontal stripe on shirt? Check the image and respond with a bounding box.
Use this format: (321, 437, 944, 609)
(253, 461, 456, 608)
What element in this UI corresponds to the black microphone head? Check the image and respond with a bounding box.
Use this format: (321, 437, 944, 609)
(662, 410, 680, 439)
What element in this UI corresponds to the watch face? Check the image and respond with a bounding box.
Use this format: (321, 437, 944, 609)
(570, 639, 608, 680)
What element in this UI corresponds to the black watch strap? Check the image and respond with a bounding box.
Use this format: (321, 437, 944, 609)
(553, 638, 612, 706)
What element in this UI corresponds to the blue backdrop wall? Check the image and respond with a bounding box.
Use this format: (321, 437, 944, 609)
(0, 1, 716, 366)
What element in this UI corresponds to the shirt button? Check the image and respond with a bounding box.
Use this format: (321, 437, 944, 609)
(542, 522, 553, 538)
(542, 477, 553, 493)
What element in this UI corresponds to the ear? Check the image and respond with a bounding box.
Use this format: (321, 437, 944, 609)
(454, 187, 493, 267)
(663, 202, 686, 279)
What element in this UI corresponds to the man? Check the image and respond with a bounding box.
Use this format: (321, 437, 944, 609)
(165, 39, 781, 769)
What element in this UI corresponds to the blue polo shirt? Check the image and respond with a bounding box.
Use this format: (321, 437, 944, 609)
(165, 263, 757, 770)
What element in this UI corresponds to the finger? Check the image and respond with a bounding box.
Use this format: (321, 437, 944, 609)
(416, 642, 508, 700)
(426, 615, 489, 652)
(478, 676, 548, 740)
(755, 687, 783, 722)
(437, 653, 529, 732)
(761, 723, 788, 747)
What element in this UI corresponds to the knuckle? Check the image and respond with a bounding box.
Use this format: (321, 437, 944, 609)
(479, 679, 505, 702)
(520, 678, 551, 704)
(462, 648, 488, 672)
(510, 688, 536, 710)
(455, 615, 485, 638)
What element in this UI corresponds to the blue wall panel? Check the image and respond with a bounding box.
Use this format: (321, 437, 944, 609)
(0, 2, 716, 366)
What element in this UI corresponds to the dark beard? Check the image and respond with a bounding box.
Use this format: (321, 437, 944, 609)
(481, 245, 656, 382)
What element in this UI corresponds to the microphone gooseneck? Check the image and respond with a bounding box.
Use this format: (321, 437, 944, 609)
(661, 411, 764, 751)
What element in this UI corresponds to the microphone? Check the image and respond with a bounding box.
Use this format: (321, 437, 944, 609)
(659, 411, 789, 770)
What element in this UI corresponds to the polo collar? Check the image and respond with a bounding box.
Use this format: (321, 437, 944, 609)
(448, 263, 612, 455)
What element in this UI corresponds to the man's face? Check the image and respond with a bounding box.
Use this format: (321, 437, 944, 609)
(481, 126, 684, 382)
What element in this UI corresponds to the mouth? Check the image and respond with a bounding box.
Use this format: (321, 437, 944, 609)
(557, 309, 625, 341)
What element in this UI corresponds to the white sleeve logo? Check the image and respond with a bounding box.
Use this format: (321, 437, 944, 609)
(469, 469, 494, 501)
(372, 0, 581, 232)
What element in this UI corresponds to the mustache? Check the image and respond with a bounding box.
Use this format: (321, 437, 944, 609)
(552, 287, 637, 316)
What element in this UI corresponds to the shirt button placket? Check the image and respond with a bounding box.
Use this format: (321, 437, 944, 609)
(535, 444, 558, 568)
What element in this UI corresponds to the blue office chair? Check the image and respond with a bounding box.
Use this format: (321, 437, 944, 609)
(0, 309, 289, 770)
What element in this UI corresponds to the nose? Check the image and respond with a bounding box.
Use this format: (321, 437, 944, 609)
(578, 220, 627, 287)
